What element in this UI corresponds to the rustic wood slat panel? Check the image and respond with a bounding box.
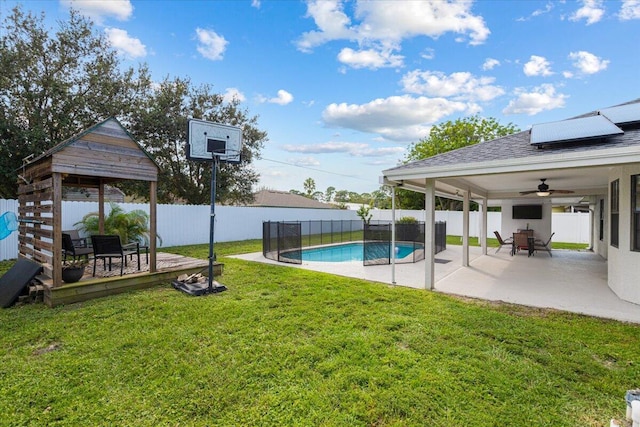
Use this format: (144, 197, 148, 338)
(33, 239, 53, 252)
(52, 163, 158, 181)
(65, 141, 148, 160)
(51, 147, 157, 180)
(19, 226, 53, 239)
(18, 191, 53, 203)
(18, 216, 54, 227)
(21, 160, 53, 182)
(80, 132, 141, 149)
(19, 204, 53, 214)
(56, 144, 155, 166)
(18, 177, 53, 195)
(54, 150, 155, 171)
(19, 245, 51, 265)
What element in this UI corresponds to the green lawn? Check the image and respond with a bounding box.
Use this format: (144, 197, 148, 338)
(0, 240, 635, 426)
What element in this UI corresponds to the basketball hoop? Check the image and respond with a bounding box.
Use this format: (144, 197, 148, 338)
(174, 119, 243, 296)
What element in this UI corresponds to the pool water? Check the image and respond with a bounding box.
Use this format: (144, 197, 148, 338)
(301, 242, 418, 262)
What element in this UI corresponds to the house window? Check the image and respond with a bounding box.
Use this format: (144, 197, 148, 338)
(633, 175, 640, 251)
(611, 180, 619, 248)
(599, 198, 604, 241)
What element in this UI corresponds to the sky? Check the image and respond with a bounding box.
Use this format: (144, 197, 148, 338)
(3, 0, 640, 195)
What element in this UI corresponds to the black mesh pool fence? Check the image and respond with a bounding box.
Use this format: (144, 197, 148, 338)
(263, 220, 446, 266)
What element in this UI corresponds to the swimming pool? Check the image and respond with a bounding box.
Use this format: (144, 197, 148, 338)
(301, 242, 420, 262)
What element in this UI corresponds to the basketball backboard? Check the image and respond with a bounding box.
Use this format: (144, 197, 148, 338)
(187, 119, 242, 163)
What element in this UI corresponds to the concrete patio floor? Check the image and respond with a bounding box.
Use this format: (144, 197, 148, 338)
(232, 246, 640, 324)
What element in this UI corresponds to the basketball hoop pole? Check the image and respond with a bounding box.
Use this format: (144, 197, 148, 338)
(208, 154, 219, 293)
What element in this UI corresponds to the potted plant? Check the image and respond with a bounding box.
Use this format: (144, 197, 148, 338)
(62, 259, 88, 283)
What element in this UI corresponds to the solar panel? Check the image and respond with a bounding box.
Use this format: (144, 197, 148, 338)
(598, 102, 640, 125)
(530, 115, 623, 146)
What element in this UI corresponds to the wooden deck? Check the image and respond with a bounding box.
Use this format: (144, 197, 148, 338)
(40, 253, 221, 307)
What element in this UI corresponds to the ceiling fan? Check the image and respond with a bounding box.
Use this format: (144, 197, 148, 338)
(519, 179, 575, 196)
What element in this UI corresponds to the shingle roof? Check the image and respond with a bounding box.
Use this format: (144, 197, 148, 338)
(385, 98, 640, 174)
(250, 190, 336, 209)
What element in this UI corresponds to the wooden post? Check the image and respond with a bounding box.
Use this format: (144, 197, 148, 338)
(98, 182, 105, 234)
(149, 181, 157, 273)
(52, 173, 63, 287)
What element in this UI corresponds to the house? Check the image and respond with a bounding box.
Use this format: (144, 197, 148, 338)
(382, 98, 640, 306)
(250, 189, 337, 209)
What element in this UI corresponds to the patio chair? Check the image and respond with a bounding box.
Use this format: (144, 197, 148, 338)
(512, 232, 533, 257)
(90, 235, 138, 276)
(493, 231, 513, 254)
(63, 229, 89, 249)
(62, 233, 93, 262)
(533, 232, 555, 257)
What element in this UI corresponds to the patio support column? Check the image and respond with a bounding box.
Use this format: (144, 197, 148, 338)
(149, 181, 157, 273)
(462, 189, 470, 267)
(424, 178, 435, 290)
(481, 197, 488, 255)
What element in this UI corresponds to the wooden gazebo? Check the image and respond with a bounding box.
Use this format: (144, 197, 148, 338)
(18, 118, 159, 291)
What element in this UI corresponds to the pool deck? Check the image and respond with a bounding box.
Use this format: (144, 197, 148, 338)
(232, 246, 640, 324)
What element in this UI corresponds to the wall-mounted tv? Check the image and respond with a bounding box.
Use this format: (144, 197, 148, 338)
(512, 204, 543, 219)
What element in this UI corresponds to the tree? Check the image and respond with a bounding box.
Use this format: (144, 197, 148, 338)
(334, 190, 349, 203)
(370, 186, 391, 209)
(405, 116, 519, 162)
(123, 77, 267, 205)
(0, 6, 149, 197)
(303, 178, 316, 198)
(74, 202, 156, 245)
(324, 186, 336, 203)
(356, 205, 372, 224)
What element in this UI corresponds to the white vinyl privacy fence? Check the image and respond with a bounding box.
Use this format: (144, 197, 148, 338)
(0, 201, 590, 261)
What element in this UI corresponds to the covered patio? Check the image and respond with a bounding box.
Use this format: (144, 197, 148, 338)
(381, 98, 640, 308)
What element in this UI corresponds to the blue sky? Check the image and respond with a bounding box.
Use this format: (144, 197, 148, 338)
(4, 0, 640, 195)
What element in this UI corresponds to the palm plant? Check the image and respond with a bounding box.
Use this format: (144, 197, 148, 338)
(74, 202, 160, 245)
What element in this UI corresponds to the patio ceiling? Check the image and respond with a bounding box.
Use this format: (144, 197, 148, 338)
(384, 162, 612, 205)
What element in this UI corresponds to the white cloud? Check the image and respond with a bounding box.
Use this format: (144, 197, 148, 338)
(296, 0, 356, 53)
(251, 0, 261, 8)
(400, 70, 504, 102)
(195, 28, 228, 61)
(620, 0, 640, 19)
(421, 48, 435, 60)
(503, 84, 568, 115)
(569, 0, 605, 25)
(516, 2, 554, 21)
(568, 51, 609, 74)
(482, 58, 500, 71)
(282, 142, 404, 158)
(262, 90, 293, 105)
(337, 47, 404, 69)
(322, 95, 471, 142)
(288, 156, 320, 166)
(296, 0, 489, 70)
(222, 88, 246, 104)
(61, 0, 133, 24)
(523, 55, 553, 77)
(104, 28, 146, 58)
(563, 71, 574, 78)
